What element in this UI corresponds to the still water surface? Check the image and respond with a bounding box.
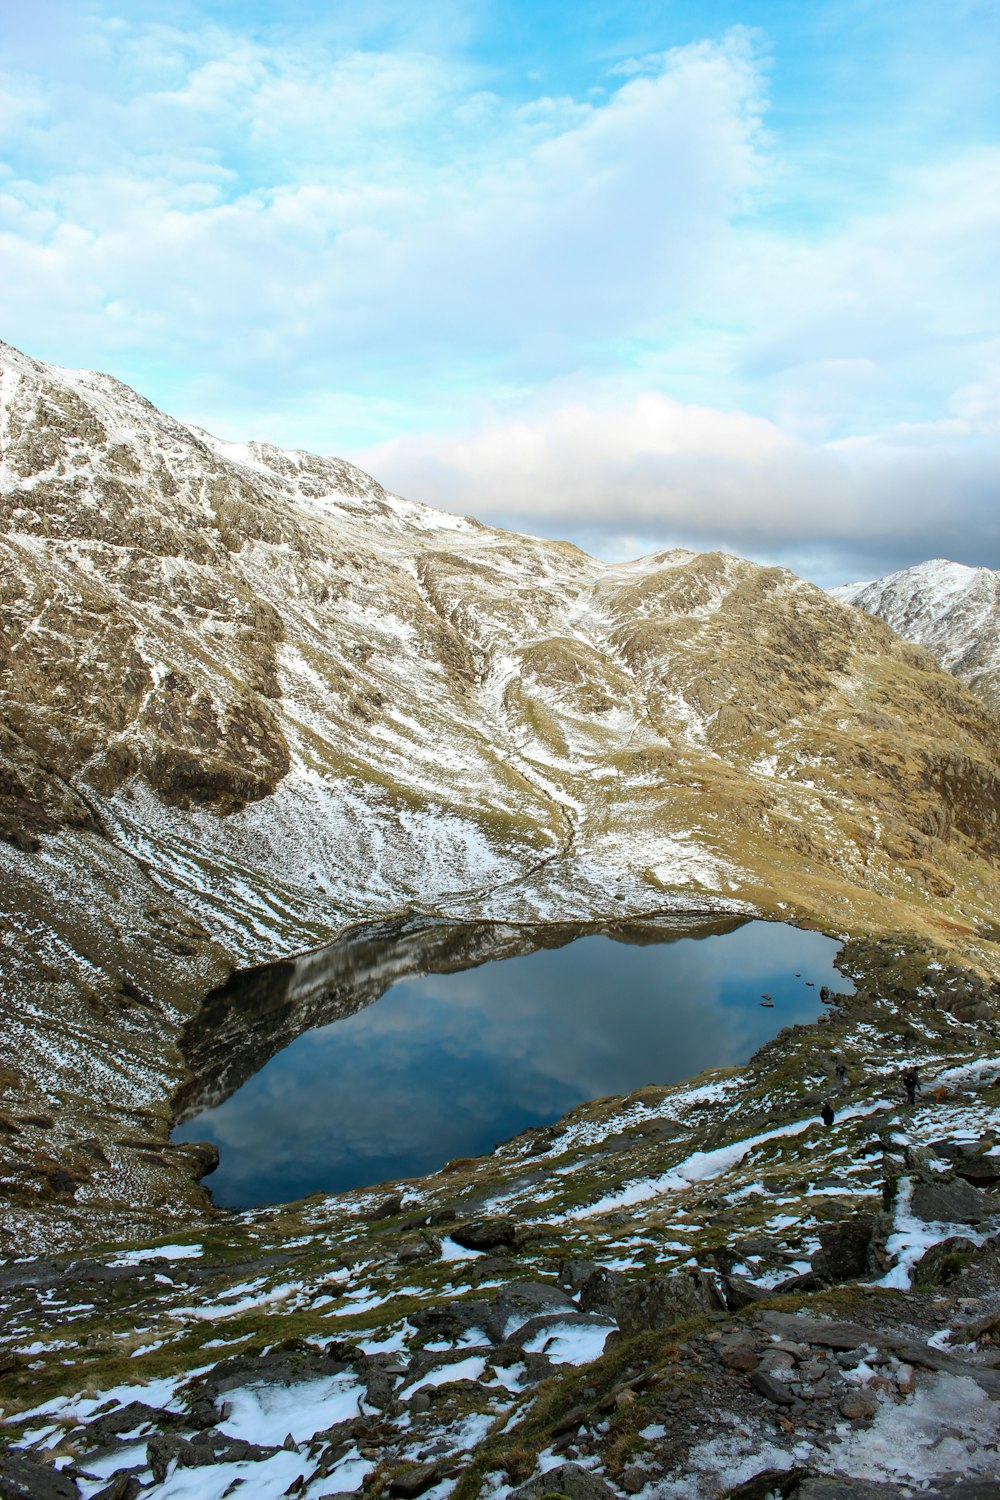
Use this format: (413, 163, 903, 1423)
(175, 920, 850, 1207)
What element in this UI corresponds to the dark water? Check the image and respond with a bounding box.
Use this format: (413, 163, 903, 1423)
(174, 919, 850, 1208)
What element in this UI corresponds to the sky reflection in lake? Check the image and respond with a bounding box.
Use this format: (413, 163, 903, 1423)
(175, 921, 850, 1207)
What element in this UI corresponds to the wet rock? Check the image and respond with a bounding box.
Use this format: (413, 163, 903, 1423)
(171, 1140, 219, 1180)
(0, 1452, 80, 1500)
(612, 1270, 722, 1336)
(748, 1369, 796, 1406)
(910, 1177, 992, 1225)
(913, 1236, 980, 1286)
(512, 1462, 619, 1500)
(813, 1216, 877, 1282)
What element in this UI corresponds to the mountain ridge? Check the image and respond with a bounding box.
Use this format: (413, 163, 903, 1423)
(832, 558, 1000, 712)
(1, 337, 1000, 1249)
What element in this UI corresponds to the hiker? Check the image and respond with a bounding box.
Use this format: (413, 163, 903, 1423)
(834, 1062, 848, 1087)
(902, 1067, 920, 1107)
(821, 1101, 835, 1127)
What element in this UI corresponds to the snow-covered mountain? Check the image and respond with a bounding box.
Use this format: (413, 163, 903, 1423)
(832, 560, 1000, 712)
(2, 337, 1000, 1248)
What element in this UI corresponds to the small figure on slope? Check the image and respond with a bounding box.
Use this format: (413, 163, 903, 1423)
(821, 1101, 835, 1128)
(902, 1066, 921, 1107)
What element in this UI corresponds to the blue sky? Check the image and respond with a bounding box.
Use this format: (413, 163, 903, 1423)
(1, 0, 998, 583)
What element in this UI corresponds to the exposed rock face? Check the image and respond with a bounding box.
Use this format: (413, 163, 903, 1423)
(2, 337, 1000, 1248)
(832, 559, 1000, 713)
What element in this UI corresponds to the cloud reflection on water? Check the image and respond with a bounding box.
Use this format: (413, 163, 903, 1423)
(177, 922, 849, 1207)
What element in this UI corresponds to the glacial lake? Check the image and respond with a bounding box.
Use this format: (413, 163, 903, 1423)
(174, 918, 852, 1208)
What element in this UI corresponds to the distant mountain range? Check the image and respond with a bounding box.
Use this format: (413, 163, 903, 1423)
(832, 560, 1000, 713)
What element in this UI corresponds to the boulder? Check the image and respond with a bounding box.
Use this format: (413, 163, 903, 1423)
(451, 1217, 520, 1251)
(612, 1271, 721, 1336)
(0, 1453, 80, 1500)
(838, 1387, 879, 1419)
(512, 1462, 619, 1500)
(388, 1463, 442, 1498)
(577, 1267, 624, 1315)
(910, 1177, 992, 1224)
(90, 1476, 140, 1500)
(483, 1280, 577, 1342)
(912, 1235, 979, 1286)
(813, 1216, 877, 1282)
(748, 1369, 796, 1407)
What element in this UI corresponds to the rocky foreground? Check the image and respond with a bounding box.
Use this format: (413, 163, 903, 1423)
(3, 936, 1000, 1498)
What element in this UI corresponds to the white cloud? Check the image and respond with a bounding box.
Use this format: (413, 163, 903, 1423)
(359, 387, 1000, 581)
(0, 25, 766, 379)
(1, 8, 998, 583)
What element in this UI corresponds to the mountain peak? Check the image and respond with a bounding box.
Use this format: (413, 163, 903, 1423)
(831, 558, 1000, 707)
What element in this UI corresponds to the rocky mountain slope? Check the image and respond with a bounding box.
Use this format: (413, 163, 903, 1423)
(2, 338, 1000, 1251)
(832, 560, 1000, 713)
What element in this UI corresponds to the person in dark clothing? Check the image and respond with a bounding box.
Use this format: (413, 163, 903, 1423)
(821, 1101, 835, 1127)
(902, 1067, 920, 1106)
(834, 1062, 848, 1087)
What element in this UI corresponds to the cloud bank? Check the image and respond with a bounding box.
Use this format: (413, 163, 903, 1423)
(1, 4, 998, 582)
